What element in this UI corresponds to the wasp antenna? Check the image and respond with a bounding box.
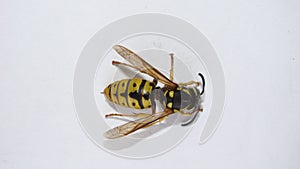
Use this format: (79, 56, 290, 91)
(181, 112, 199, 126)
(100, 91, 104, 94)
(198, 73, 205, 95)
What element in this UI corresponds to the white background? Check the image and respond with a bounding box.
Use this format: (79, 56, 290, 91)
(1, 0, 299, 169)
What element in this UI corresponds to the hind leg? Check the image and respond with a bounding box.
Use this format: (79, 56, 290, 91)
(105, 113, 150, 119)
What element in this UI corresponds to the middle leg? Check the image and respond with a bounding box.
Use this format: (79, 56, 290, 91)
(169, 53, 174, 81)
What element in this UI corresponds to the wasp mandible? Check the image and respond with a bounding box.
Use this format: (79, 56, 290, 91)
(102, 45, 205, 139)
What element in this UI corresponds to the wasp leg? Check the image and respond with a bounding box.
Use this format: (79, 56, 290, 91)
(105, 113, 150, 119)
(179, 80, 200, 87)
(169, 53, 174, 81)
(178, 110, 194, 116)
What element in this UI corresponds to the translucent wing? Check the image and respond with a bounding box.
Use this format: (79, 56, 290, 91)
(113, 45, 178, 89)
(104, 109, 174, 139)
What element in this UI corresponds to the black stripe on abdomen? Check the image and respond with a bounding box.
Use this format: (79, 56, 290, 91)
(113, 81, 120, 105)
(120, 79, 131, 107)
(129, 79, 146, 109)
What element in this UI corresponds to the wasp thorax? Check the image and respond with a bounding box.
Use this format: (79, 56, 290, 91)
(160, 87, 202, 113)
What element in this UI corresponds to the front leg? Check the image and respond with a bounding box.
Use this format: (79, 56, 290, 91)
(178, 80, 200, 87)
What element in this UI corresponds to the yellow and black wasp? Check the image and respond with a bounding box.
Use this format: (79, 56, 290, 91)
(102, 45, 205, 139)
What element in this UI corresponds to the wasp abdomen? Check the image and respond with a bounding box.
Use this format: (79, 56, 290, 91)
(103, 78, 155, 109)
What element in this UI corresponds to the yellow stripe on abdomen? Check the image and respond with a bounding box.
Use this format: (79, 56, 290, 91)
(117, 79, 129, 107)
(127, 79, 143, 109)
(110, 81, 120, 105)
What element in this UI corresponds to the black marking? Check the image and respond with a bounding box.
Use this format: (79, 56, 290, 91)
(198, 73, 205, 95)
(143, 92, 150, 100)
(172, 89, 181, 110)
(132, 102, 136, 106)
(163, 88, 182, 111)
(133, 83, 137, 87)
(113, 82, 120, 105)
(122, 82, 125, 87)
(120, 80, 131, 106)
(150, 82, 157, 91)
(108, 85, 111, 98)
(129, 80, 146, 109)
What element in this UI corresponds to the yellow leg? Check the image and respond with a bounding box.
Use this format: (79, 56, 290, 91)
(179, 80, 200, 87)
(178, 110, 194, 116)
(178, 106, 203, 116)
(105, 113, 150, 119)
(169, 53, 174, 81)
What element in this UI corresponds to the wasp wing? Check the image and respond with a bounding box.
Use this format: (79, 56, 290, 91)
(113, 45, 178, 89)
(104, 109, 174, 139)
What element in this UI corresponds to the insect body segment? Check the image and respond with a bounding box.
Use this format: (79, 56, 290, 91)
(103, 78, 156, 109)
(102, 45, 205, 139)
(162, 86, 201, 112)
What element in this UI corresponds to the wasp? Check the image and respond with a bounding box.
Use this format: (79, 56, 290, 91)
(102, 45, 205, 139)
